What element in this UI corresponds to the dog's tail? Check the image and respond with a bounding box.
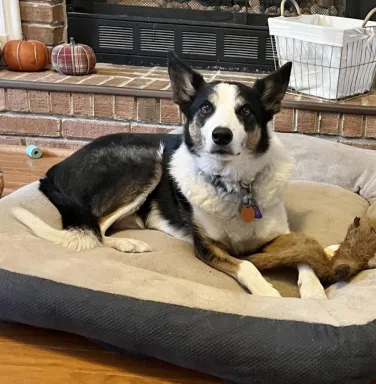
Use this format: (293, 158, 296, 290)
(13, 207, 101, 252)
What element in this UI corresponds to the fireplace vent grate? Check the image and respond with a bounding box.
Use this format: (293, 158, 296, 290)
(265, 37, 275, 61)
(224, 35, 258, 59)
(182, 32, 217, 56)
(98, 25, 133, 50)
(140, 29, 175, 52)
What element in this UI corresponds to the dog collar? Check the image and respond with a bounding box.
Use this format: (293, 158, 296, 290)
(210, 175, 262, 223)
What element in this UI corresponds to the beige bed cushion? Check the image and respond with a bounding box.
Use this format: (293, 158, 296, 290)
(0, 181, 369, 301)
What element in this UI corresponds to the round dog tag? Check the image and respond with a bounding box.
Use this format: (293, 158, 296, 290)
(240, 206, 255, 223)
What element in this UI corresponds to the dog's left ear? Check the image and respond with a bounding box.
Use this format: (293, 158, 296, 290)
(254, 62, 292, 115)
(168, 51, 205, 115)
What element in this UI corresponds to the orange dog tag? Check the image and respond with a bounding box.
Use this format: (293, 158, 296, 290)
(240, 206, 255, 223)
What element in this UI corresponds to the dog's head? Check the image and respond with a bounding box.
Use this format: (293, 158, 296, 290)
(168, 52, 292, 161)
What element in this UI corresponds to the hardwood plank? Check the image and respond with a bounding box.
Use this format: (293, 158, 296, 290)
(0, 144, 73, 157)
(2, 367, 192, 384)
(0, 324, 223, 384)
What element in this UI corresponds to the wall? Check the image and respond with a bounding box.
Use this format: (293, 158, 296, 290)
(19, 0, 67, 47)
(0, 85, 375, 150)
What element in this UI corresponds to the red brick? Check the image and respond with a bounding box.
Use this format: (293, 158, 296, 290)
(22, 24, 65, 46)
(340, 140, 376, 150)
(7, 89, 29, 112)
(28, 90, 50, 113)
(93, 94, 114, 118)
(342, 115, 364, 138)
(24, 137, 88, 151)
(0, 135, 23, 146)
(126, 79, 153, 89)
(115, 96, 135, 120)
(137, 98, 160, 123)
(365, 116, 376, 138)
(319, 112, 340, 135)
(296, 110, 318, 134)
(130, 123, 176, 134)
(50, 92, 71, 115)
(0, 114, 60, 136)
(39, 72, 68, 83)
(0, 89, 6, 112)
(17, 72, 54, 82)
(62, 119, 130, 139)
(80, 76, 113, 86)
(20, 3, 65, 24)
(274, 109, 294, 132)
(144, 80, 170, 90)
(160, 99, 180, 124)
(101, 78, 131, 87)
(0, 70, 30, 81)
(72, 93, 93, 117)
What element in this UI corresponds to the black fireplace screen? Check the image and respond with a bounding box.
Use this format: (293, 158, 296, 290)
(66, 0, 364, 72)
(71, 0, 351, 18)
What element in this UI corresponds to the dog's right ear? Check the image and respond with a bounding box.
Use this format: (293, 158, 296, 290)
(168, 51, 205, 115)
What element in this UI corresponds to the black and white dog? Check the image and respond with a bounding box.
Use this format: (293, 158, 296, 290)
(14, 53, 325, 298)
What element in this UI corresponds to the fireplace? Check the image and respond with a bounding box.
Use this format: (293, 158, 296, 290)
(66, 0, 371, 73)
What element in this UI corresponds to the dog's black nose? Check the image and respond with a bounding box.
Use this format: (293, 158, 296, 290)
(212, 127, 233, 146)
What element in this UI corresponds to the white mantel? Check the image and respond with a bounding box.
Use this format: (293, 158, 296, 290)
(0, 0, 22, 48)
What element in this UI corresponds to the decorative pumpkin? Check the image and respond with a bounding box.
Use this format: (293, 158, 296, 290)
(51, 38, 96, 76)
(3, 37, 49, 72)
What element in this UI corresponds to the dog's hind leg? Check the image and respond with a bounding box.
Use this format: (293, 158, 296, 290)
(99, 166, 162, 253)
(99, 200, 151, 253)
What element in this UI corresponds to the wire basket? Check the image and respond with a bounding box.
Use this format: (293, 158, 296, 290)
(269, 0, 376, 100)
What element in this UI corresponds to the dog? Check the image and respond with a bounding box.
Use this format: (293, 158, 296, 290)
(14, 52, 327, 298)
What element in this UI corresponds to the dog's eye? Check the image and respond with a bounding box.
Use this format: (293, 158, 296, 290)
(240, 106, 251, 117)
(200, 102, 213, 115)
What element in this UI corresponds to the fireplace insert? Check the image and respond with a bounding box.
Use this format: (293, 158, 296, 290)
(66, 0, 370, 72)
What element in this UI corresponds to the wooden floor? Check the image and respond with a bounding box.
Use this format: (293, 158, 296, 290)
(0, 145, 224, 384)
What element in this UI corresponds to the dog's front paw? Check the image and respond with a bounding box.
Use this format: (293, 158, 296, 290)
(252, 284, 282, 297)
(298, 274, 327, 299)
(238, 261, 282, 297)
(105, 237, 152, 253)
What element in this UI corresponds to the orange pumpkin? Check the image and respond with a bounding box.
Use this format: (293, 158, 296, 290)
(3, 37, 49, 72)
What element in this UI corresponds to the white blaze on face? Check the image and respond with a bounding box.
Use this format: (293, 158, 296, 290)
(201, 83, 246, 155)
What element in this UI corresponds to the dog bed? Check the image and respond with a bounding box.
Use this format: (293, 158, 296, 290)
(1, 133, 376, 384)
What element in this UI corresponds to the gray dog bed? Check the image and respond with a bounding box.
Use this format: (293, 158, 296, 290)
(1, 133, 376, 384)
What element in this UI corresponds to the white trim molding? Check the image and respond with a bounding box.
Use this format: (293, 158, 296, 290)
(0, 0, 22, 48)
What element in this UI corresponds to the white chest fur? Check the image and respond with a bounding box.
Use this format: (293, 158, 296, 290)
(193, 202, 289, 254)
(169, 132, 293, 254)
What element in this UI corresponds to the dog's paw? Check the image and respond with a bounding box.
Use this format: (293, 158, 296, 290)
(104, 237, 152, 253)
(298, 273, 327, 299)
(238, 261, 282, 297)
(252, 284, 282, 297)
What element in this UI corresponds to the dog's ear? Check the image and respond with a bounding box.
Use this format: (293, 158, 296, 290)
(168, 51, 205, 115)
(254, 62, 292, 115)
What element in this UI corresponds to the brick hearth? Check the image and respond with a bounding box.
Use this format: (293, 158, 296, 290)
(0, 0, 371, 150)
(0, 63, 375, 150)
